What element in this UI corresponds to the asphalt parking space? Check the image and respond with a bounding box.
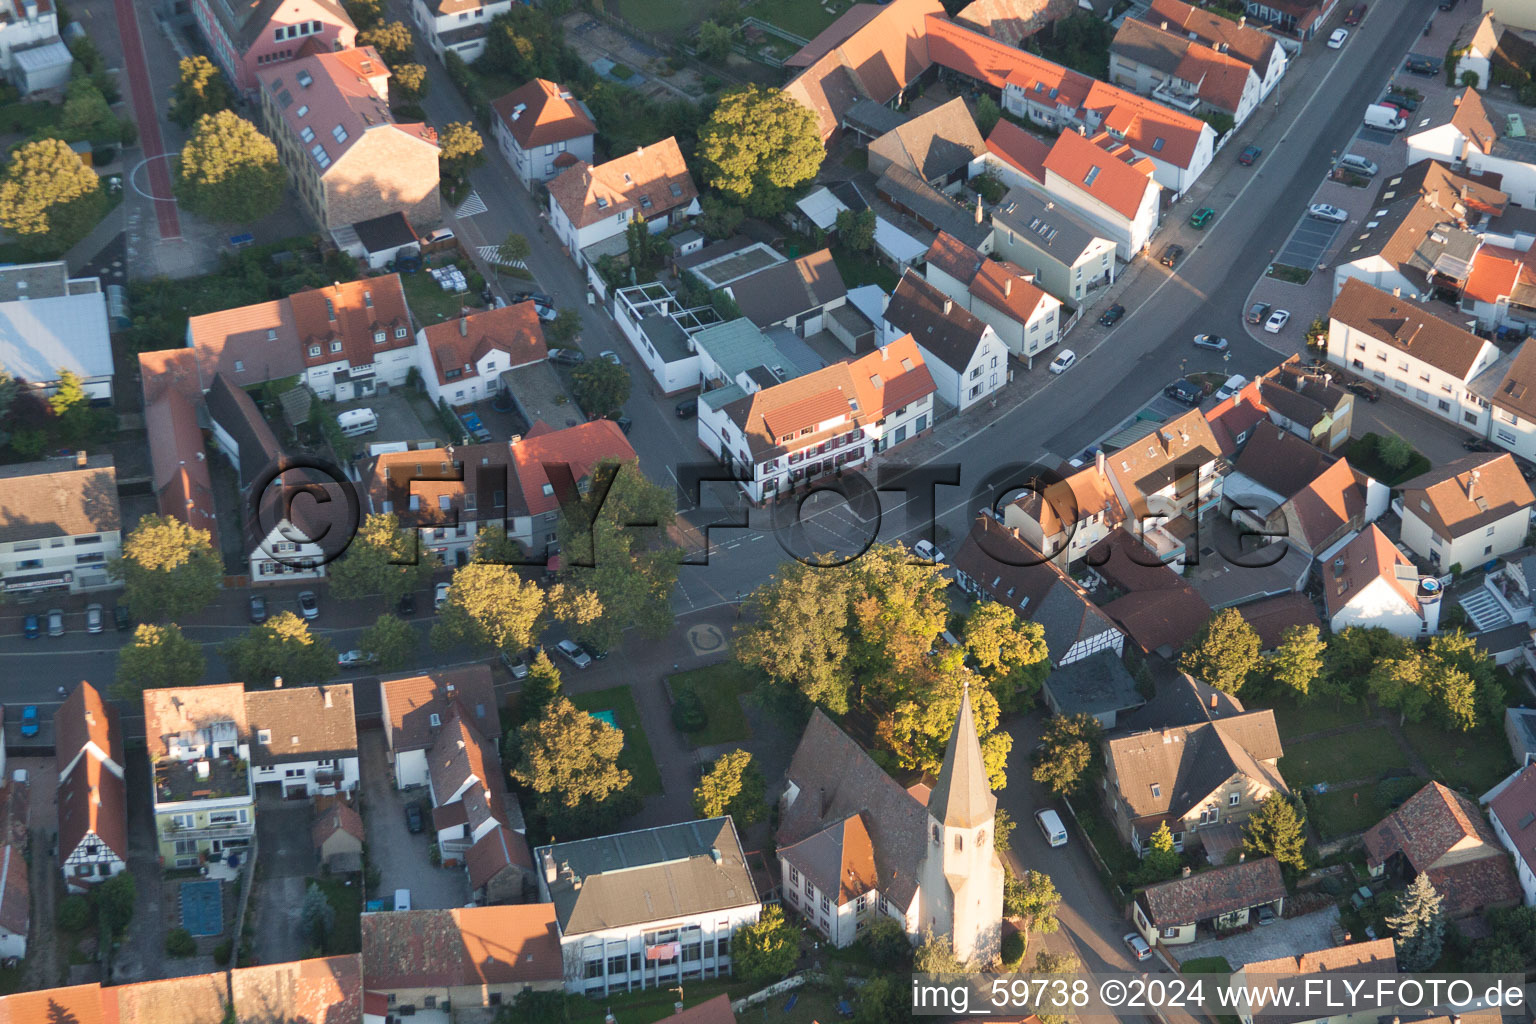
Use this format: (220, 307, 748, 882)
(1275, 216, 1342, 270)
(1358, 126, 1397, 147)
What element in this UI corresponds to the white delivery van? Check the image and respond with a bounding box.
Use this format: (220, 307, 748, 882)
(1363, 103, 1407, 131)
(394, 888, 411, 912)
(1035, 808, 1068, 847)
(337, 408, 378, 437)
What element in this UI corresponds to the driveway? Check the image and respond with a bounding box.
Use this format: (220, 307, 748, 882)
(1176, 907, 1341, 969)
(250, 800, 316, 965)
(358, 731, 467, 910)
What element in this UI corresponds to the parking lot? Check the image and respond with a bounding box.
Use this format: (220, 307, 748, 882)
(1275, 215, 1343, 271)
(357, 731, 468, 910)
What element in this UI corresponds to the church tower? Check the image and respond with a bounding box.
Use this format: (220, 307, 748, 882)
(918, 683, 1006, 964)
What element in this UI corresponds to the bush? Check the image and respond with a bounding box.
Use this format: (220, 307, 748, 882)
(1001, 930, 1026, 967)
(213, 938, 233, 966)
(671, 689, 707, 732)
(166, 927, 197, 957)
(58, 893, 91, 932)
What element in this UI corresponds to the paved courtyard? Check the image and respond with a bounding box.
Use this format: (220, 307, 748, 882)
(357, 731, 469, 910)
(251, 800, 316, 966)
(1177, 907, 1341, 968)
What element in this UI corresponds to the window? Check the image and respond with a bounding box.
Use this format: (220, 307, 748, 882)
(311, 143, 330, 169)
(855, 894, 867, 913)
(395, 326, 408, 339)
(953, 833, 963, 852)
(976, 828, 986, 847)
(789, 866, 799, 886)
(1229, 792, 1240, 807)
(374, 331, 386, 343)
(1438, 399, 1451, 412)
(309, 345, 321, 357)
(1164, 927, 1179, 938)
(76, 552, 104, 565)
(299, 126, 315, 143)
(207, 809, 246, 825)
(607, 953, 626, 975)
(332, 124, 348, 144)
(820, 895, 831, 913)
(258, 729, 271, 744)
(171, 813, 195, 829)
(1150, 783, 1161, 798)
(330, 340, 342, 354)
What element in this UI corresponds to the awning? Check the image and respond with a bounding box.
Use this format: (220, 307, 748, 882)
(1, 571, 72, 592)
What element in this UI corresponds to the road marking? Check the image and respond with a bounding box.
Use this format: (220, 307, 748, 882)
(455, 191, 488, 217)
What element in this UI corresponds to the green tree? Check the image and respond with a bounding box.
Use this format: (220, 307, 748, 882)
(1180, 606, 1262, 694)
(1428, 628, 1505, 731)
(61, 79, 117, 142)
(733, 905, 800, 986)
(357, 613, 417, 672)
(692, 748, 767, 823)
(698, 85, 823, 216)
(570, 358, 630, 417)
(1138, 821, 1181, 883)
(1004, 868, 1061, 934)
(221, 611, 339, 686)
(914, 928, 966, 973)
(432, 562, 546, 652)
(300, 882, 334, 948)
(1432, 664, 1479, 732)
(853, 974, 913, 1024)
(496, 231, 530, 270)
(113, 514, 223, 621)
(470, 522, 525, 564)
(513, 695, 631, 807)
(328, 513, 435, 604)
(1031, 712, 1101, 796)
(48, 367, 88, 418)
(696, 195, 743, 239)
(975, 93, 1002, 135)
(962, 600, 1050, 710)
(392, 63, 428, 102)
(169, 56, 234, 129)
(1270, 624, 1326, 698)
(504, 650, 563, 768)
(625, 212, 659, 269)
(835, 208, 876, 253)
(1033, 950, 1081, 1024)
(439, 121, 485, 181)
(341, 0, 382, 30)
(99, 870, 136, 937)
(1376, 433, 1415, 472)
(859, 916, 913, 971)
(58, 894, 90, 932)
(1368, 653, 1434, 724)
(1243, 794, 1307, 871)
(696, 20, 731, 62)
(887, 660, 1011, 789)
(0, 137, 108, 255)
(547, 307, 581, 345)
(175, 111, 286, 224)
(114, 623, 205, 699)
(1386, 872, 1445, 971)
(165, 926, 196, 957)
(994, 808, 1015, 853)
(497, 989, 572, 1024)
(556, 460, 679, 652)
(359, 20, 414, 66)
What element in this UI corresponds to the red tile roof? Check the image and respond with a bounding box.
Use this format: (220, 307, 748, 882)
(380, 665, 498, 754)
(184, 299, 304, 391)
(291, 276, 413, 371)
(1203, 380, 1268, 456)
(0, 845, 25, 940)
(361, 904, 562, 990)
(1490, 762, 1536, 881)
(1237, 592, 1324, 651)
(145, 389, 220, 552)
(929, 12, 1088, 96)
(509, 419, 637, 516)
(785, 3, 885, 67)
(0, 983, 107, 1024)
(110, 971, 230, 1024)
(1463, 244, 1536, 305)
(1085, 80, 1209, 171)
(1400, 452, 1535, 541)
(312, 799, 365, 848)
(547, 137, 697, 230)
(786, 0, 941, 98)
(421, 301, 547, 388)
(466, 824, 534, 891)
(55, 680, 123, 776)
(1364, 781, 1487, 873)
(658, 994, 739, 1024)
(1452, 87, 1498, 155)
(1139, 857, 1286, 926)
(1288, 457, 1368, 550)
(1042, 128, 1157, 220)
(924, 230, 1054, 327)
(57, 752, 128, 867)
(231, 955, 362, 1024)
(985, 119, 1049, 183)
(492, 78, 595, 150)
(1145, 0, 1281, 68)
(1322, 523, 1421, 622)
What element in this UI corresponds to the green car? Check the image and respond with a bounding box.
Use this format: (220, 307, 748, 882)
(1189, 206, 1215, 229)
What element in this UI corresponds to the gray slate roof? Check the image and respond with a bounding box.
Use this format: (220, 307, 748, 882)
(992, 186, 1106, 263)
(205, 373, 283, 491)
(885, 270, 990, 372)
(536, 818, 758, 935)
(876, 166, 992, 250)
(1044, 651, 1146, 718)
(0, 454, 119, 544)
(778, 710, 928, 909)
(843, 98, 908, 138)
(926, 686, 996, 829)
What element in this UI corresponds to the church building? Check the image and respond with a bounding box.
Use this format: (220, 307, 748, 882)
(776, 687, 1006, 962)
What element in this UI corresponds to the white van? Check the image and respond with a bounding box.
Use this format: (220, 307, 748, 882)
(393, 888, 411, 912)
(1035, 808, 1068, 847)
(1363, 103, 1406, 132)
(338, 408, 378, 437)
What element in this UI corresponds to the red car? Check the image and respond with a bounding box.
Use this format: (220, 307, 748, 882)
(1344, 3, 1365, 24)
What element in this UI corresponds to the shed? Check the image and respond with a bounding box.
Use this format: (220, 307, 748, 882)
(12, 41, 73, 95)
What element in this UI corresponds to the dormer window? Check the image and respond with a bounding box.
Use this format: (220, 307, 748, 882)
(596, 197, 609, 209)
(308, 345, 321, 357)
(429, 713, 441, 727)
(330, 340, 342, 353)
(296, 104, 308, 118)
(395, 326, 408, 339)
(258, 729, 271, 744)
(374, 330, 386, 343)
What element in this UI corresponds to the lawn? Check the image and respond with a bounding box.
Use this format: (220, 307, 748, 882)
(569, 686, 664, 796)
(1279, 726, 1406, 789)
(398, 264, 487, 326)
(1267, 263, 1313, 285)
(668, 662, 756, 748)
(741, 0, 845, 40)
(608, 0, 711, 37)
(831, 246, 900, 292)
(1266, 696, 1358, 742)
(1181, 956, 1232, 974)
(1399, 720, 1514, 793)
(314, 874, 362, 955)
(1343, 433, 1432, 487)
(1308, 784, 1384, 840)
(564, 979, 855, 1024)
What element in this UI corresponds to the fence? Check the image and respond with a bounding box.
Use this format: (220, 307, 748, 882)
(730, 971, 868, 1014)
(1062, 796, 1130, 908)
(230, 830, 260, 966)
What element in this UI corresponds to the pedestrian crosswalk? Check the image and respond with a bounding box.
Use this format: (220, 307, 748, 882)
(456, 191, 488, 217)
(477, 245, 526, 269)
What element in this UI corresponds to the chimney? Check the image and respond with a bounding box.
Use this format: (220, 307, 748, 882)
(75, 450, 87, 467)
(1005, 279, 1012, 298)
(323, 687, 333, 709)
(975, 198, 983, 224)
(543, 850, 558, 885)
(1393, 286, 1402, 297)
(446, 682, 456, 695)
(459, 315, 468, 336)
(943, 298, 953, 315)
(1096, 449, 1106, 478)
(1181, 865, 1192, 877)
(1238, 14, 1245, 26)
(1160, 20, 1168, 29)
(1239, 851, 1246, 862)
(1468, 468, 1480, 499)
(1210, 694, 1218, 709)
(273, 676, 283, 689)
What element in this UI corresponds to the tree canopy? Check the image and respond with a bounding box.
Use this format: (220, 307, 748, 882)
(1386, 872, 1445, 971)
(1180, 606, 1262, 694)
(175, 111, 286, 224)
(358, 21, 414, 66)
(570, 359, 630, 419)
(391, 63, 428, 102)
(221, 611, 338, 686)
(1243, 794, 1307, 871)
(439, 121, 485, 180)
(113, 514, 223, 621)
(327, 513, 435, 604)
(698, 85, 823, 216)
(961, 600, 1050, 710)
(1004, 869, 1061, 935)
(170, 56, 235, 129)
(0, 137, 107, 255)
(114, 623, 205, 699)
(1031, 712, 1101, 796)
(432, 562, 546, 652)
(1269, 624, 1326, 698)
(357, 613, 417, 672)
(733, 905, 801, 986)
(693, 748, 767, 823)
(512, 695, 630, 808)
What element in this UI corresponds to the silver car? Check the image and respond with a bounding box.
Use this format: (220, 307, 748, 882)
(85, 603, 103, 634)
(555, 639, 593, 669)
(1308, 203, 1349, 223)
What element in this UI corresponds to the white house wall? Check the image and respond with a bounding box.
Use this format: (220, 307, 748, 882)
(1330, 577, 1425, 638)
(1400, 504, 1531, 571)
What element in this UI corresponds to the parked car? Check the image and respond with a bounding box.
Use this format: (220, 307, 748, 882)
(1345, 379, 1381, 402)
(500, 651, 531, 680)
(675, 397, 698, 419)
(1257, 905, 1278, 926)
(337, 650, 379, 668)
(404, 803, 425, 834)
(1123, 932, 1153, 962)
(1193, 334, 1229, 351)
(1189, 206, 1215, 229)
(18, 706, 38, 738)
(46, 608, 63, 637)
(434, 582, 450, 611)
(1264, 309, 1292, 334)
(1097, 304, 1125, 327)
(22, 615, 38, 640)
(1463, 437, 1500, 452)
(614, 415, 633, 435)
(1309, 203, 1349, 223)
(555, 639, 593, 669)
(398, 592, 417, 617)
(533, 302, 558, 322)
(1384, 89, 1420, 112)
(1238, 145, 1261, 166)
(1048, 349, 1077, 374)
(249, 594, 267, 623)
(1328, 27, 1348, 47)
(1344, 3, 1366, 23)
(1405, 56, 1442, 75)
(1337, 154, 1380, 177)
(599, 350, 622, 365)
(114, 604, 132, 632)
(549, 347, 586, 366)
(912, 539, 946, 563)
(297, 590, 319, 621)
(1158, 243, 1184, 268)
(1164, 380, 1202, 406)
(1215, 374, 1248, 400)
(85, 603, 103, 634)
(1246, 301, 1272, 325)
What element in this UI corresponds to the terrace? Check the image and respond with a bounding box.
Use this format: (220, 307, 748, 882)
(155, 755, 252, 806)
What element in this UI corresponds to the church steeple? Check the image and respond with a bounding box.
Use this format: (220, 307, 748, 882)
(926, 683, 996, 829)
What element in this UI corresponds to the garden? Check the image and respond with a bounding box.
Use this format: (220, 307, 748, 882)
(1343, 432, 1431, 487)
(667, 661, 756, 748)
(569, 685, 663, 796)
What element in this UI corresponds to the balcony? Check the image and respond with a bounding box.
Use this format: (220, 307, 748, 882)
(155, 756, 252, 806)
(165, 821, 255, 842)
(1485, 565, 1536, 626)
(1151, 81, 1202, 114)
